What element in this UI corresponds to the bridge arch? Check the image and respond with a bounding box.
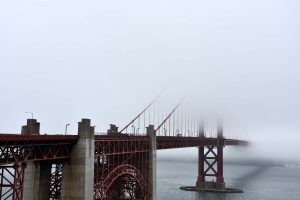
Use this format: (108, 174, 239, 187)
(94, 164, 149, 200)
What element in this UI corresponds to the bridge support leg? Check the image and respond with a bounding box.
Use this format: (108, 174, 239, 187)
(61, 119, 95, 200)
(216, 123, 225, 190)
(38, 162, 52, 200)
(196, 125, 205, 189)
(147, 125, 157, 200)
(196, 146, 205, 189)
(195, 122, 226, 191)
(0, 163, 26, 200)
(23, 162, 40, 200)
(21, 119, 52, 200)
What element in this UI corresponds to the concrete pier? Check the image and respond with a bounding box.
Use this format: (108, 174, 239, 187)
(38, 162, 52, 200)
(147, 125, 157, 200)
(61, 119, 95, 200)
(22, 119, 52, 200)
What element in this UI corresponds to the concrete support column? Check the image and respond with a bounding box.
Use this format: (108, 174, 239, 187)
(147, 125, 156, 200)
(21, 119, 52, 200)
(38, 162, 52, 200)
(61, 119, 95, 200)
(22, 162, 40, 200)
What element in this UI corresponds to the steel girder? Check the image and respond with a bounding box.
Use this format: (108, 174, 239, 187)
(0, 163, 26, 200)
(203, 146, 218, 177)
(94, 138, 150, 200)
(49, 164, 63, 200)
(156, 136, 247, 149)
(0, 135, 77, 165)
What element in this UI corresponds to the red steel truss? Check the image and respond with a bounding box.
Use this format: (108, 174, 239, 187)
(95, 136, 150, 156)
(0, 134, 77, 165)
(0, 163, 26, 200)
(49, 163, 63, 200)
(94, 136, 151, 200)
(156, 136, 247, 149)
(203, 146, 218, 177)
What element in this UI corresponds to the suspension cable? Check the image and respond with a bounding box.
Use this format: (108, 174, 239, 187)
(155, 97, 184, 132)
(119, 91, 164, 133)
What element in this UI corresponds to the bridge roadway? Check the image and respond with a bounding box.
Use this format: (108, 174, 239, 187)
(0, 133, 247, 165)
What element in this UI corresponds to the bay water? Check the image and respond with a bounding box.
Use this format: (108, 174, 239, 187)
(157, 161, 300, 200)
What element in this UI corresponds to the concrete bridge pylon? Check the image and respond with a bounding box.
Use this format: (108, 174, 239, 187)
(61, 119, 95, 200)
(22, 119, 52, 200)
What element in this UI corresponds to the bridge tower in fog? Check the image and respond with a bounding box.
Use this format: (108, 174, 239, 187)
(196, 121, 225, 190)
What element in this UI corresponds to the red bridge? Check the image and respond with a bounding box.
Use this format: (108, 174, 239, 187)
(0, 99, 248, 200)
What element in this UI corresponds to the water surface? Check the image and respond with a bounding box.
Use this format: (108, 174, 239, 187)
(157, 161, 300, 200)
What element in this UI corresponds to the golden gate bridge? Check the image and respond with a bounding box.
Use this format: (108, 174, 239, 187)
(0, 96, 248, 200)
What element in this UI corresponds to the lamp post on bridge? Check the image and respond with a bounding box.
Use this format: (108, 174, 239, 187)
(25, 112, 34, 119)
(65, 124, 70, 135)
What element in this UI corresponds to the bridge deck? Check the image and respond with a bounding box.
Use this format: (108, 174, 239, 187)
(0, 134, 248, 165)
(0, 134, 78, 141)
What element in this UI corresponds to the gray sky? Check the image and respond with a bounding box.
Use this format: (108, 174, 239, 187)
(1, 0, 299, 160)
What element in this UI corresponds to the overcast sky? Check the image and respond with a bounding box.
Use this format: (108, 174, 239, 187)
(0, 0, 299, 160)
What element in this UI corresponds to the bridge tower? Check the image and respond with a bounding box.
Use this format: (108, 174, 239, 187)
(196, 122, 226, 191)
